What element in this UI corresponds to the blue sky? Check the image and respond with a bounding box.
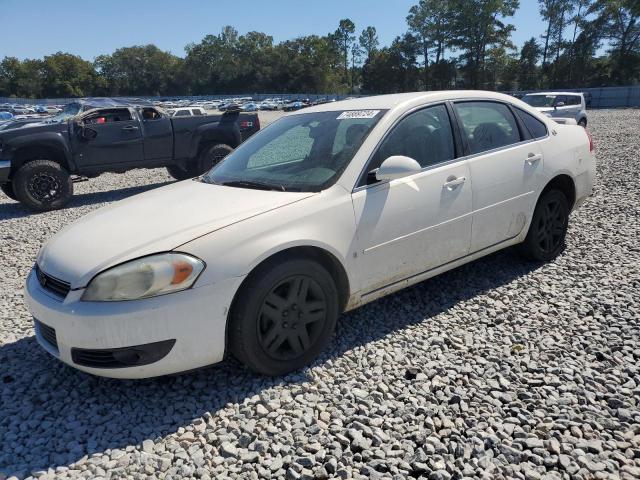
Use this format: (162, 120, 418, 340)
(1, 0, 544, 60)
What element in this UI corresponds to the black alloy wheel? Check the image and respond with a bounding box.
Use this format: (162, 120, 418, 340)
(257, 275, 328, 361)
(13, 160, 73, 211)
(519, 189, 569, 262)
(229, 257, 339, 376)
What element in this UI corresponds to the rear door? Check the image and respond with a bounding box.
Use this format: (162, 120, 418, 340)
(453, 101, 545, 252)
(73, 108, 144, 170)
(139, 107, 173, 161)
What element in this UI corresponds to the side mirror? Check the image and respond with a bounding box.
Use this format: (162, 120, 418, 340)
(374, 155, 422, 182)
(554, 101, 565, 109)
(80, 126, 97, 140)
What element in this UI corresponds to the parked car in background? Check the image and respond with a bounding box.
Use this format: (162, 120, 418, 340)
(521, 92, 588, 127)
(241, 103, 259, 112)
(0, 99, 260, 210)
(23, 91, 595, 379)
(166, 107, 205, 117)
(284, 101, 308, 112)
(0, 111, 14, 121)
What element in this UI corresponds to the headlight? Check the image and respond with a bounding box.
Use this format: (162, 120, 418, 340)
(82, 253, 205, 302)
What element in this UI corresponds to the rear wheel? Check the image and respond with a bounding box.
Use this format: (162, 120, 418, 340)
(229, 257, 339, 376)
(519, 189, 569, 262)
(1, 182, 17, 201)
(166, 144, 233, 180)
(13, 160, 73, 211)
(578, 118, 587, 128)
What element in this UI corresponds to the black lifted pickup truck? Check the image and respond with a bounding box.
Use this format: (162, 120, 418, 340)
(0, 98, 260, 210)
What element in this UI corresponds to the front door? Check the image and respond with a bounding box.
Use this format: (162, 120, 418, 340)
(352, 104, 473, 295)
(73, 108, 144, 171)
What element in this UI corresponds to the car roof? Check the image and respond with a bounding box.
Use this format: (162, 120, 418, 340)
(524, 92, 583, 96)
(296, 90, 528, 114)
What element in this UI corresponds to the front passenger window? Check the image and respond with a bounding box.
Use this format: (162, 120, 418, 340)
(454, 102, 521, 155)
(369, 104, 455, 174)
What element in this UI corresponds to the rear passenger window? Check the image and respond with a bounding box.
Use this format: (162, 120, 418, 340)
(370, 104, 455, 171)
(175, 110, 190, 117)
(454, 102, 521, 154)
(515, 108, 548, 139)
(567, 96, 581, 106)
(192, 109, 203, 115)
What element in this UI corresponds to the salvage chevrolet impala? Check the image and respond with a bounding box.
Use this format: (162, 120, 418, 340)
(25, 91, 596, 378)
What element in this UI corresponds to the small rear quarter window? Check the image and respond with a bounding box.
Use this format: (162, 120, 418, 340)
(515, 108, 548, 139)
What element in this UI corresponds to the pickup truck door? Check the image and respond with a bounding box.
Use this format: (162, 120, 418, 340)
(139, 108, 173, 161)
(73, 108, 144, 170)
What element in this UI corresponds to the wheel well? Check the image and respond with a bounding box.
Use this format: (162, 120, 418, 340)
(236, 246, 351, 313)
(542, 175, 576, 210)
(11, 145, 68, 176)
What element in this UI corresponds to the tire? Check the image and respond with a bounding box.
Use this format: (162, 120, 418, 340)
(519, 189, 569, 262)
(578, 118, 587, 128)
(1, 182, 17, 201)
(229, 257, 339, 376)
(13, 160, 73, 211)
(166, 144, 233, 181)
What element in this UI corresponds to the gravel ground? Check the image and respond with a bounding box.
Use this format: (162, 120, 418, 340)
(1, 109, 639, 480)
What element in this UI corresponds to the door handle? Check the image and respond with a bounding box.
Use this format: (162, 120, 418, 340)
(526, 153, 542, 164)
(443, 176, 466, 189)
(122, 125, 139, 132)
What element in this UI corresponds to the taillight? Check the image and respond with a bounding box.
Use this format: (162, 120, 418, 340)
(239, 121, 253, 129)
(586, 129, 594, 152)
(255, 115, 260, 131)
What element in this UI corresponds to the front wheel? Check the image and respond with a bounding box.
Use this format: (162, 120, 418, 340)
(1, 182, 17, 201)
(13, 160, 73, 211)
(229, 257, 339, 376)
(519, 189, 569, 262)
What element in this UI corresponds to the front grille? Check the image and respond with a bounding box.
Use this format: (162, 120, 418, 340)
(35, 319, 58, 351)
(35, 264, 71, 299)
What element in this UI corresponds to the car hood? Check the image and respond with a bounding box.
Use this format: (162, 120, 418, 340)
(37, 181, 315, 288)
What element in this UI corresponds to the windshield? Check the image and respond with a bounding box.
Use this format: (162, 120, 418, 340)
(202, 109, 386, 192)
(47, 103, 82, 122)
(522, 95, 557, 108)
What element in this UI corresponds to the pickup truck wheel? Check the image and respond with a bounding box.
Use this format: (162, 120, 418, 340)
(199, 144, 233, 172)
(229, 257, 339, 376)
(13, 160, 73, 211)
(166, 144, 234, 181)
(1, 183, 17, 201)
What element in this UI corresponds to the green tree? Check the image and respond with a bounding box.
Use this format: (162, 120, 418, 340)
(451, 0, 520, 88)
(518, 38, 542, 89)
(332, 19, 356, 86)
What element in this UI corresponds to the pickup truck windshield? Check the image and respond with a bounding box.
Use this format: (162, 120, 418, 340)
(47, 103, 82, 122)
(202, 110, 386, 192)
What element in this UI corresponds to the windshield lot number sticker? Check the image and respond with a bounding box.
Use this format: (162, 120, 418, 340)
(337, 110, 380, 120)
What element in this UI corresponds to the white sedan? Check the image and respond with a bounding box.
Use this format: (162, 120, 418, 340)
(25, 91, 596, 378)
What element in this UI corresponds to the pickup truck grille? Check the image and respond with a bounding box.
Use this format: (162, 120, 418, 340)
(35, 264, 71, 299)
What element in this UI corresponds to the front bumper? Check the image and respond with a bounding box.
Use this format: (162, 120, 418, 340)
(25, 268, 245, 379)
(0, 160, 10, 183)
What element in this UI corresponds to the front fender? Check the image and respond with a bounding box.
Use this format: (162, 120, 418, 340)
(5, 131, 74, 171)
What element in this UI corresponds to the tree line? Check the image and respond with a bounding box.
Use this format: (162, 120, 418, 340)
(0, 0, 638, 99)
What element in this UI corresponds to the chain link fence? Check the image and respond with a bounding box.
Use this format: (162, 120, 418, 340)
(2, 86, 640, 108)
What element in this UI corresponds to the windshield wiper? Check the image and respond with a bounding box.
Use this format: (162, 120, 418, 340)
(221, 180, 286, 191)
